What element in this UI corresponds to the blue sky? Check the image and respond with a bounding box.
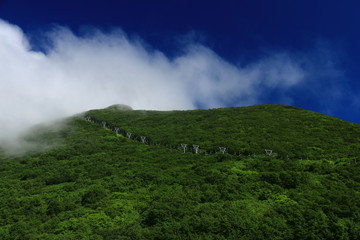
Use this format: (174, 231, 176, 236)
(0, 0, 360, 124)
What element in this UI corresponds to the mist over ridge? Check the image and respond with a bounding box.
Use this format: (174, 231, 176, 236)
(0, 19, 341, 148)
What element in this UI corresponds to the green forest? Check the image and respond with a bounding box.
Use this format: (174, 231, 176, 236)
(0, 104, 359, 239)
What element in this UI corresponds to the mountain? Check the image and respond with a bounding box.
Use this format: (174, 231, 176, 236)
(87, 104, 360, 160)
(0, 104, 359, 239)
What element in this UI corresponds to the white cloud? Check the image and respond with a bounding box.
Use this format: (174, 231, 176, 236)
(0, 19, 306, 146)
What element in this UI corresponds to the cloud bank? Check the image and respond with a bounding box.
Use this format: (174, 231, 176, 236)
(0, 19, 310, 146)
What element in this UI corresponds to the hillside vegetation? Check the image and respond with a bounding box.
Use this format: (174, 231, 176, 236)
(0, 104, 359, 239)
(88, 104, 360, 160)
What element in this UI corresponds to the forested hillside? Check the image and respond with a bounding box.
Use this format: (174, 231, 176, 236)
(88, 104, 360, 161)
(0, 104, 359, 239)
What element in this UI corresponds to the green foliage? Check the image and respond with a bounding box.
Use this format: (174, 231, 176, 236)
(87, 104, 360, 161)
(0, 104, 359, 239)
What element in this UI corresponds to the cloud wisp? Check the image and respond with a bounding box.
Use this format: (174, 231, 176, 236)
(0, 19, 310, 148)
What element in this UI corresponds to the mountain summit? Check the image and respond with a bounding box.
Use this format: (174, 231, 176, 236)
(105, 104, 133, 111)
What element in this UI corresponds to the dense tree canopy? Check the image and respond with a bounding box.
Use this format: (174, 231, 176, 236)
(0, 105, 359, 239)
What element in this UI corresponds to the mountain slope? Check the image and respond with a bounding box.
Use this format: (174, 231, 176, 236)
(0, 104, 359, 239)
(87, 104, 360, 160)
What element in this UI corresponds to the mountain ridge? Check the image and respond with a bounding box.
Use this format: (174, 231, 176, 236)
(86, 104, 360, 162)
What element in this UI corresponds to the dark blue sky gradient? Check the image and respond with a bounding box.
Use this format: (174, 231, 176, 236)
(1, 0, 360, 122)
